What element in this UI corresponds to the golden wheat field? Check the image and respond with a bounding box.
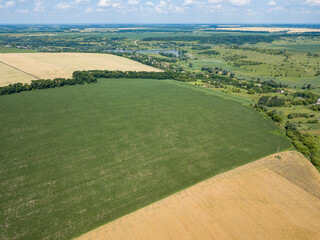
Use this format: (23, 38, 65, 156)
(215, 27, 320, 33)
(0, 53, 161, 86)
(0, 61, 36, 86)
(76, 151, 320, 240)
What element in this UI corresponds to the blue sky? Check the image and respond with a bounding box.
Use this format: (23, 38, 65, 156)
(0, 0, 320, 24)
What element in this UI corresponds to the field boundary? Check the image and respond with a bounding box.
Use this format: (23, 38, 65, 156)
(0, 60, 40, 80)
(75, 151, 320, 240)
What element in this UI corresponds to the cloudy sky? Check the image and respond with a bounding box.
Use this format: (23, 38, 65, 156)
(0, 0, 320, 24)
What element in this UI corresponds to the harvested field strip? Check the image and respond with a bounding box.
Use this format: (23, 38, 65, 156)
(76, 151, 320, 240)
(0, 60, 40, 80)
(0, 53, 161, 85)
(215, 27, 320, 33)
(0, 62, 36, 86)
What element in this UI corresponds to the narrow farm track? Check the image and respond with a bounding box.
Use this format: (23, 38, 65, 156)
(76, 151, 320, 240)
(0, 60, 40, 80)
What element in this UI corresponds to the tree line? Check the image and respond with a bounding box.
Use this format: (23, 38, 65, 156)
(88, 70, 181, 80)
(0, 70, 187, 95)
(0, 71, 97, 95)
(142, 34, 282, 45)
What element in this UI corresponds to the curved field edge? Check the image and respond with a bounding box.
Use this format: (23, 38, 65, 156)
(0, 78, 291, 240)
(75, 151, 320, 240)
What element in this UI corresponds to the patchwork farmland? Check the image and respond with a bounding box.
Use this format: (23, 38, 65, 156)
(0, 78, 291, 240)
(1, 24, 320, 240)
(0, 53, 161, 86)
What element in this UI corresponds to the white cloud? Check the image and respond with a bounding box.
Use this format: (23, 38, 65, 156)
(85, 6, 94, 12)
(55, 0, 90, 11)
(175, 6, 184, 12)
(267, 6, 284, 12)
(34, 0, 45, 12)
(5, 1, 15, 8)
(183, 0, 193, 5)
(74, 0, 90, 3)
(54, 0, 90, 11)
(159, 0, 167, 7)
(16, 9, 29, 13)
(154, 0, 166, 12)
(112, 2, 121, 7)
(128, 0, 139, 5)
(305, 0, 320, 6)
(153, 0, 186, 14)
(209, 3, 222, 11)
(97, 0, 112, 7)
(168, 4, 185, 12)
(267, 0, 276, 6)
(208, 0, 221, 3)
(229, 0, 250, 6)
(145, 1, 153, 6)
(97, 0, 122, 8)
(55, 2, 71, 9)
(0, 0, 15, 8)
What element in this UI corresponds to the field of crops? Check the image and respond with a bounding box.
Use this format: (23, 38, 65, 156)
(0, 53, 161, 86)
(0, 62, 36, 86)
(0, 78, 291, 240)
(77, 151, 320, 240)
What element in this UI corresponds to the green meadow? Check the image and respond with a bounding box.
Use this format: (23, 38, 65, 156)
(0, 78, 291, 240)
(0, 47, 38, 53)
(181, 43, 320, 89)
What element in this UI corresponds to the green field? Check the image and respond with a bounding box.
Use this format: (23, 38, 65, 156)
(0, 78, 291, 240)
(178, 42, 320, 89)
(0, 47, 38, 53)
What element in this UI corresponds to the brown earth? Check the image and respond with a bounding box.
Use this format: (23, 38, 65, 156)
(0, 53, 161, 86)
(75, 151, 320, 240)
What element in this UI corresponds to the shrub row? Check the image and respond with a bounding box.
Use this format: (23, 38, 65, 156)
(87, 70, 181, 80)
(253, 104, 320, 169)
(285, 122, 320, 168)
(287, 113, 314, 119)
(258, 95, 285, 107)
(0, 70, 188, 95)
(0, 71, 97, 95)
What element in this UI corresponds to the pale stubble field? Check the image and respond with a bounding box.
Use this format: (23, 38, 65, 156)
(0, 53, 161, 86)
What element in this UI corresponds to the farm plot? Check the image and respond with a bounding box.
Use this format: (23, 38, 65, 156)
(215, 27, 320, 33)
(0, 53, 161, 86)
(77, 151, 320, 240)
(0, 61, 36, 86)
(0, 79, 291, 240)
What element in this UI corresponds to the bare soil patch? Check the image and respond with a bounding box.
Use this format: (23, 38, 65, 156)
(76, 151, 320, 240)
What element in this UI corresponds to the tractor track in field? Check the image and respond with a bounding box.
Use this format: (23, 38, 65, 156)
(0, 60, 40, 80)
